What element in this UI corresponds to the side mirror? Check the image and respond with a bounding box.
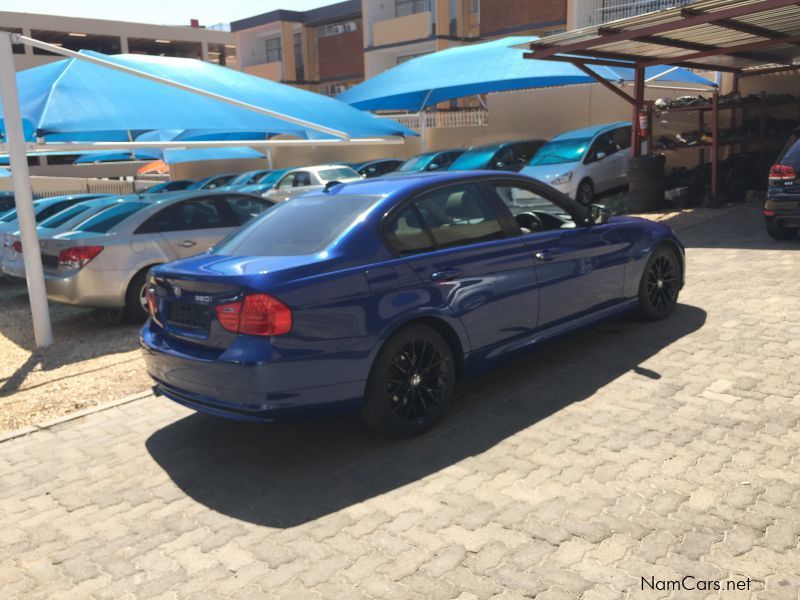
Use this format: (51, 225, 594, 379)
(595, 151, 607, 161)
(589, 204, 611, 226)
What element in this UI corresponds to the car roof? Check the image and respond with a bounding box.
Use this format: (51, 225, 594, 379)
(464, 139, 544, 152)
(309, 170, 511, 200)
(550, 121, 630, 141)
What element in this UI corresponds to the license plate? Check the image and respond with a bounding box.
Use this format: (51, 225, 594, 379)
(167, 302, 211, 332)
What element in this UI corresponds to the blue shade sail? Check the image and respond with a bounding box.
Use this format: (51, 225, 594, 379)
(338, 36, 715, 111)
(0, 51, 415, 142)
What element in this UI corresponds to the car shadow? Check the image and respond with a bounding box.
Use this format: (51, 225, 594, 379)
(0, 279, 142, 396)
(146, 304, 706, 528)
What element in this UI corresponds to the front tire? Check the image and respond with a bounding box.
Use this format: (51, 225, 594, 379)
(577, 179, 594, 206)
(362, 325, 455, 437)
(638, 246, 681, 321)
(765, 217, 798, 240)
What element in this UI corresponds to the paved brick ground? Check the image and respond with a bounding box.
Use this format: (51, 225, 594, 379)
(1, 202, 799, 599)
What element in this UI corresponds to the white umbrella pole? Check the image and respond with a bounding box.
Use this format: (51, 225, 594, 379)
(0, 33, 52, 348)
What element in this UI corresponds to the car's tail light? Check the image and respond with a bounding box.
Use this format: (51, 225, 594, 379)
(768, 164, 796, 183)
(146, 286, 157, 317)
(763, 209, 777, 217)
(215, 293, 292, 336)
(58, 245, 104, 269)
(11, 241, 22, 253)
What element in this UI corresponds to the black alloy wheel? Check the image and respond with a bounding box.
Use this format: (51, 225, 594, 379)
(363, 325, 455, 437)
(638, 246, 681, 320)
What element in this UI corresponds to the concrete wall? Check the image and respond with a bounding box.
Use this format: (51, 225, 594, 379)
(169, 158, 271, 180)
(373, 12, 431, 46)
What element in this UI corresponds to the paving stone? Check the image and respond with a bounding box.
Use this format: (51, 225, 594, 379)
(1, 204, 798, 598)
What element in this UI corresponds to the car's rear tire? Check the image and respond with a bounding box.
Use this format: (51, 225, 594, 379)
(765, 217, 798, 240)
(362, 325, 455, 437)
(638, 246, 681, 321)
(124, 268, 152, 321)
(577, 179, 594, 206)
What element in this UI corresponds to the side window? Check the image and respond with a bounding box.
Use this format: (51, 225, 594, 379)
(492, 184, 576, 231)
(493, 148, 516, 170)
(612, 126, 632, 150)
(276, 174, 295, 190)
(414, 183, 504, 249)
(385, 205, 435, 255)
(587, 133, 617, 163)
(293, 172, 312, 187)
(140, 198, 232, 233)
(428, 152, 458, 171)
(223, 195, 273, 225)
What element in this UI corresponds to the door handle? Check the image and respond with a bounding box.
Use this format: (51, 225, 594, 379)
(534, 249, 559, 262)
(177, 240, 197, 248)
(431, 268, 463, 282)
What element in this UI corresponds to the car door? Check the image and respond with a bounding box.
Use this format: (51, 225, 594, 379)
(584, 132, 622, 193)
(385, 181, 539, 351)
(153, 196, 239, 259)
(488, 179, 628, 328)
(610, 126, 633, 187)
(269, 172, 297, 202)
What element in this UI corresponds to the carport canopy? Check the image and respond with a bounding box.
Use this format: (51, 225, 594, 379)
(524, 0, 800, 158)
(337, 36, 714, 112)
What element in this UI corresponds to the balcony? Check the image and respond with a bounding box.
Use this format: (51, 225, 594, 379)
(574, 0, 698, 28)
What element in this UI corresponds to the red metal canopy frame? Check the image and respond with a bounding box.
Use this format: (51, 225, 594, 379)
(524, 0, 800, 198)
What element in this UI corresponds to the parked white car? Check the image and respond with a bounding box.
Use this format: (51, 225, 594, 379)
(265, 164, 362, 202)
(521, 121, 632, 205)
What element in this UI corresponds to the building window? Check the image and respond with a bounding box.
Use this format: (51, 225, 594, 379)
(265, 36, 282, 63)
(396, 0, 431, 18)
(294, 32, 304, 81)
(471, 0, 479, 12)
(31, 30, 122, 56)
(317, 22, 357, 38)
(320, 82, 352, 97)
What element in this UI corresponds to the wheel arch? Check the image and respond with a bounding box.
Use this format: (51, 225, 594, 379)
(382, 315, 467, 381)
(125, 262, 164, 298)
(655, 238, 685, 288)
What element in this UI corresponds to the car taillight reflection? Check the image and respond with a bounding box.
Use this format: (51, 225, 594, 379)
(11, 241, 22, 253)
(215, 293, 292, 336)
(58, 245, 104, 269)
(768, 164, 796, 184)
(146, 286, 157, 317)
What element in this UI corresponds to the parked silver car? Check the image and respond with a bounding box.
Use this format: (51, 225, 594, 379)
(265, 164, 362, 202)
(39, 190, 273, 318)
(1, 195, 136, 280)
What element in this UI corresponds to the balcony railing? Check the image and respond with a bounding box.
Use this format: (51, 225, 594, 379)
(575, 0, 698, 28)
(382, 109, 489, 130)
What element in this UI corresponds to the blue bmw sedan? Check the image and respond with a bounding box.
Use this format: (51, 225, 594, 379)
(141, 171, 684, 436)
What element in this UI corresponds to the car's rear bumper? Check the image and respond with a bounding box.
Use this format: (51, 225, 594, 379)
(44, 268, 128, 308)
(140, 323, 373, 422)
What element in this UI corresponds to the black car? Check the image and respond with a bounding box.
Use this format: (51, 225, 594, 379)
(352, 159, 404, 178)
(391, 148, 465, 174)
(765, 129, 800, 239)
(449, 139, 547, 172)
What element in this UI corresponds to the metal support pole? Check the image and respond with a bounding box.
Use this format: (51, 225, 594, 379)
(0, 33, 52, 348)
(631, 66, 645, 157)
(419, 110, 427, 153)
(711, 90, 719, 200)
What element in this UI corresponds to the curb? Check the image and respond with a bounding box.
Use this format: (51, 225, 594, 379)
(0, 390, 152, 444)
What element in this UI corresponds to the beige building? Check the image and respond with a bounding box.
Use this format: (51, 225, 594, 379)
(232, 1, 364, 96)
(0, 11, 236, 72)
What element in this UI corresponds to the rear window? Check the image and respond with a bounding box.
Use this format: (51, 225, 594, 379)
(75, 202, 148, 233)
(212, 194, 379, 256)
(398, 154, 433, 172)
(1, 199, 49, 223)
(318, 167, 360, 181)
(39, 204, 92, 229)
(778, 133, 800, 164)
(449, 148, 495, 171)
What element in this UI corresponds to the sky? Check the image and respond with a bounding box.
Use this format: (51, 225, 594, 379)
(1, 0, 336, 27)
